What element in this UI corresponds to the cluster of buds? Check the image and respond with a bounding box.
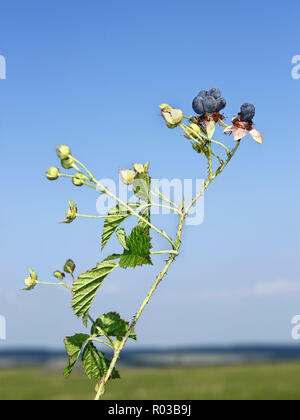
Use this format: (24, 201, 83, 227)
(53, 259, 75, 280)
(119, 162, 150, 185)
(46, 145, 72, 181)
(24, 268, 38, 291)
(46, 145, 91, 187)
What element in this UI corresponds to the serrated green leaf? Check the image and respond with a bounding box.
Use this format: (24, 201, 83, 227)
(82, 342, 120, 380)
(101, 203, 141, 251)
(119, 226, 152, 269)
(91, 312, 136, 340)
(133, 173, 151, 202)
(72, 261, 119, 324)
(64, 333, 90, 378)
(116, 228, 128, 250)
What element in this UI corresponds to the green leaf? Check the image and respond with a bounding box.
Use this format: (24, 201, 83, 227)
(138, 206, 151, 234)
(104, 254, 122, 261)
(72, 261, 119, 324)
(91, 312, 136, 340)
(133, 173, 151, 202)
(119, 226, 152, 269)
(101, 203, 141, 251)
(64, 333, 90, 378)
(116, 228, 128, 250)
(82, 342, 120, 380)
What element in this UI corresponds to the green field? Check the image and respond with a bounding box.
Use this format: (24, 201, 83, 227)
(0, 362, 300, 400)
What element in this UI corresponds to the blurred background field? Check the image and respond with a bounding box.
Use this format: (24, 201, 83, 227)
(1, 346, 300, 400)
(1, 362, 300, 400)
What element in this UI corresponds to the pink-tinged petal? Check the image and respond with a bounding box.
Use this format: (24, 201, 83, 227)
(232, 127, 247, 141)
(205, 120, 216, 139)
(249, 128, 263, 144)
(224, 126, 234, 134)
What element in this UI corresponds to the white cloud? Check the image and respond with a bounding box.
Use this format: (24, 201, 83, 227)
(167, 280, 300, 303)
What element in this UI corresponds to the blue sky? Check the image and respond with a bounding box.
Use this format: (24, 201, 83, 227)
(0, 0, 299, 349)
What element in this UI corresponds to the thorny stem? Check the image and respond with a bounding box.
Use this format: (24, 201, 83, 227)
(94, 139, 241, 400)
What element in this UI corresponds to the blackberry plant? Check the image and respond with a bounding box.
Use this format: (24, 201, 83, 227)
(24, 89, 263, 399)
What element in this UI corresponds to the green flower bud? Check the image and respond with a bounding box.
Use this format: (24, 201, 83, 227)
(159, 104, 183, 128)
(143, 161, 150, 172)
(23, 268, 38, 291)
(61, 200, 77, 224)
(119, 169, 136, 185)
(46, 167, 60, 181)
(29, 268, 38, 281)
(64, 200, 77, 223)
(61, 157, 75, 169)
(72, 173, 86, 187)
(53, 271, 65, 280)
(64, 259, 76, 274)
(56, 145, 71, 160)
(133, 163, 145, 174)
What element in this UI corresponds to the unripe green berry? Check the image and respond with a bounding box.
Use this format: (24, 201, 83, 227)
(56, 145, 71, 160)
(46, 167, 60, 181)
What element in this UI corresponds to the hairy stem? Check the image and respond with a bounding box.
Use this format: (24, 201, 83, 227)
(94, 139, 241, 400)
(94, 214, 185, 400)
